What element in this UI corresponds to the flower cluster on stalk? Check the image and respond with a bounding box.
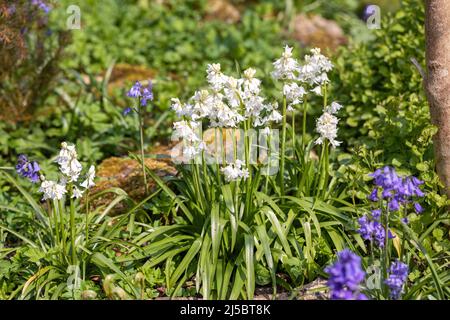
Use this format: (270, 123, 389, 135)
(358, 209, 394, 247)
(123, 80, 154, 115)
(272, 46, 333, 94)
(15, 143, 96, 201)
(325, 249, 368, 300)
(221, 160, 249, 182)
(169, 45, 342, 180)
(31, 0, 51, 13)
(368, 166, 425, 213)
(385, 260, 409, 299)
(16, 154, 40, 183)
(315, 102, 343, 148)
(170, 60, 283, 172)
(270, 46, 343, 148)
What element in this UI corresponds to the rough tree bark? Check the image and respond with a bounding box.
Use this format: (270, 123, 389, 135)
(425, 0, 450, 197)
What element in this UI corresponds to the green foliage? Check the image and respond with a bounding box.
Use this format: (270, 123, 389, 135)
(330, 0, 450, 298)
(0, 0, 70, 120)
(1, 0, 448, 301)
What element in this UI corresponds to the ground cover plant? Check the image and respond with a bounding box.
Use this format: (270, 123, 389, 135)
(0, 0, 449, 301)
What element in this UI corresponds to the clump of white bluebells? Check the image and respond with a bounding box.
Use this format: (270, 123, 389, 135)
(270, 45, 342, 147)
(315, 102, 343, 148)
(38, 142, 96, 201)
(170, 45, 340, 180)
(272, 45, 299, 81)
(39, 178, 67, 201)
(283, 82, 306, 111)
(170, 61, 283, 171)
(80, 165, 96, 189)
(221, 160, 249, 182)
(271, 46, 333, 98)
(55, 142, 82, 182)
(298, 48, 333, 95)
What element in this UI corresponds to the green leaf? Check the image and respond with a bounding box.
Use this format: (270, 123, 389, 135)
(169, 237, 202, 288)
(244, 234, 255, 300)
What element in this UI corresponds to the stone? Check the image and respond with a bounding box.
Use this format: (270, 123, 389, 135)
(290, 14, 347, 51)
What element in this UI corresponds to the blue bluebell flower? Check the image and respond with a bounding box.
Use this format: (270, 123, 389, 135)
(368, 188, 379, 202)
(7, 4, 17, 15)
(140, 81, 154, 106)
(126, 80, 154, 108)
(123, 107, 132, 116)
(388, 197, 399, 211)
(369, 167, 425, 212)
(325, 249, 368, 300)
(31, 0, 51, 13)
(127, 81, 142, 98)
(385, 260, 408, 299)
(16, 154, 40, 183)
(371, 209, 381, 220)
(413, 202, 423, 213)
(362, 5, 377, 22)
(358, 212, 387, 247)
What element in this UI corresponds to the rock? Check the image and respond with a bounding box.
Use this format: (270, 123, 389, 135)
(90, 149, 176, 213)
(204, 0, 241, 24)
(290, 14, 347, 51)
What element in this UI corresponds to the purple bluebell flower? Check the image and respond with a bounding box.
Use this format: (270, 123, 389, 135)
(16, 154, 41, 183)
(31, 0, 51, 13)
(140, 81, 154, 106)
(369, 167, 425, 212)
(127, 81, 142, 98)
(127, 80, 154, 107)
(371, 209, 381, 220)
(362, 5, 377, 22)
(325, 249, 367, 300)
(358, 210, 388, 247)
(401, 217, 409, 224)
(385, 260, 408, 299)
(388, 230, 395, 239)
(123, 107, 132, 116)
(388, 198, 399, 211)
(370, 166, 402, 197)
(7, 4, 17, 15)
(413, 202, 423, 213)
(368, 188, 379, 202)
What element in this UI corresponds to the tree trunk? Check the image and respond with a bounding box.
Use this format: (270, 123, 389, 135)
(425, 0, 450, 197)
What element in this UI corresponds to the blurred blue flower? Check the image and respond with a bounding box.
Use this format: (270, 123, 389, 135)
(369, 166, 425, 212)
(31, 0, 51, 13)
(385, 260, 408, 299)
(358, 211, 387, 247)
(16, 154, 40, 183)
(141, 81, 154, 106)
(325, 249, 368, 300)
(413, 202, 423, 213)
(122, 107, 132, 116)
(127, 81, 142, 98)
(127, 80, 154, 107)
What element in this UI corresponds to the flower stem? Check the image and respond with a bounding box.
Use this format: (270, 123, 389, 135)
(264, 132, 272, 194)
(69, 190, 77, 266)
(138, 104, 148, 195)
(316, 140, 328, 196)
(279, 95, 287, 201)
(85, 191, 90, 248)
(382, 206, 390, 298)
(292, 109, 296, 154)
(302, 98, 308, 151)
(49, 199, 58, 247)
(58, 199, 66, 257)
